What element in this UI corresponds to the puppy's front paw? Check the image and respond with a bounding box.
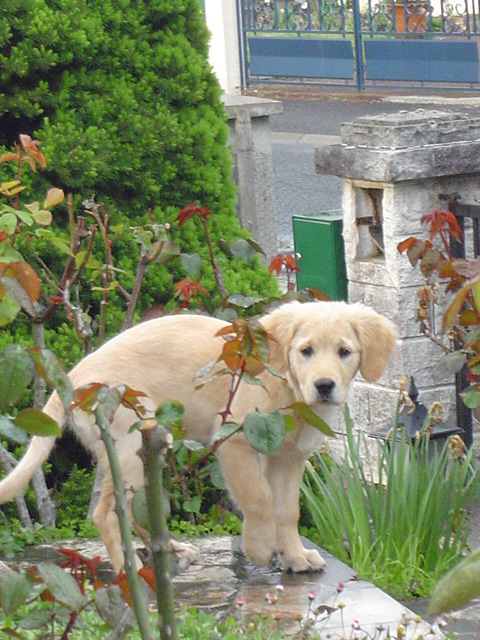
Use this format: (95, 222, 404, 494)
(281, 548, 325, 573)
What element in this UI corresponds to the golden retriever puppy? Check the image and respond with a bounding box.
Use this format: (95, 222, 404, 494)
(0, 301, 396, 574)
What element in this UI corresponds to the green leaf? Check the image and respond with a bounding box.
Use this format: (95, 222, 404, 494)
(31, 348, 73, 411)
(284, 415, 296, 431)
(156, 400, 184, 428)
(37, 562, 84, 610)
(154, 239, 180, 264)
(14, 408, 61, 437)
(132, 487, 169, 531)
(49, 236, 74, 257)
(0, 213, 17, 235)
(289, 402, 334, 436)
(31, 209, 53, 226)
(182, 439, 205, 452)
(12, 208, 33, 226)
(226, 294, 264, 309)
(229, 238, 256, 262)
(180, 252, 202, 276)
(243, 410, 286, 455)
(213, 421, 241, 442)
(17, 608, 54, 631)
(434, 351, 467, 381)
(461, 388, 480, 409)
(0, 244, 23, 262)
(0, 295, 21, 324)
(94, 585, 127, 628)
(0, 344, 35, 412)
(208, 459, 226, 489)
(0, 571, 32, 615)
(0, 415, 28, 444)
(183, 495, 201, 514)
(429, 547, 480, 614)
(1, 276, 34, 315)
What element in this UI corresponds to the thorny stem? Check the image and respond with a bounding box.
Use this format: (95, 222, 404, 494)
(176, 367, 245, 480)
(140, 425, 177, 640)
(95, 403, 153, 640)
(121, 245, 148, 332)
(201, 217, 227, 305)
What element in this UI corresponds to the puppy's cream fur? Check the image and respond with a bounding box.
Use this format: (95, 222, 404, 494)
(0, 301, 397, 574)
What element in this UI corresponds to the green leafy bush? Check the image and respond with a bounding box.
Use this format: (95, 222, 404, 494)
(0, 0, 279, 330)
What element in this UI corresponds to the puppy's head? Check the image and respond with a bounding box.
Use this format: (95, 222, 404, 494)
(262, 301, 397, 406)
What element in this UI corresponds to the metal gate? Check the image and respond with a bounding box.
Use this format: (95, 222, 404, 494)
(238, 0, 480, 90)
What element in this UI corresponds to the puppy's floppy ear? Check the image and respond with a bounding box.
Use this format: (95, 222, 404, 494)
(351, 306, 397, 382)
(260, 303, 302, 374)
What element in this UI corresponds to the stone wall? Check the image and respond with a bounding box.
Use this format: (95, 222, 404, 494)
(315, 110, 480, 446)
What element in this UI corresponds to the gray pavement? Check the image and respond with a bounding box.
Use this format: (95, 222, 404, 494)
(268, 92, 480, 251)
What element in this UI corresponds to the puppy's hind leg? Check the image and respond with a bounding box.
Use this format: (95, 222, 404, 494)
(92, 475, 142, 574)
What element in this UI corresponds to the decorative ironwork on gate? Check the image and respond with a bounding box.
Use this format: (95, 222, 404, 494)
(240, 0, 480, 89)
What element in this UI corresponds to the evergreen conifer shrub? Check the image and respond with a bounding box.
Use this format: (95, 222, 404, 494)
(0, 0, 279, 335)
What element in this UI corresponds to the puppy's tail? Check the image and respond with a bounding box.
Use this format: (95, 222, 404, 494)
(0, 392, 65, 503)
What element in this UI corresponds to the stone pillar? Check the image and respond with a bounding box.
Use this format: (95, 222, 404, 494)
(315, 110, 480, 435)
(223, 94, 283, 263)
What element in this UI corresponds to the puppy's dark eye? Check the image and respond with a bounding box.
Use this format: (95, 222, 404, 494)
(301, 346, 313, 357)
(339, 347, 351, 359)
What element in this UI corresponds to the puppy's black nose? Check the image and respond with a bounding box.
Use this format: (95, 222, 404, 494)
(314, 378, 335, 399)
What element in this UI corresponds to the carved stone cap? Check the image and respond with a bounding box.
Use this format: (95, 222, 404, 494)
(316, 108, 480, 182)
(340, 109, 480, 149)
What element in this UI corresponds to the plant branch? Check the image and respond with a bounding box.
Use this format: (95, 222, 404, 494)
(94, 403, 153, 640)
(140, 423, 177, 640)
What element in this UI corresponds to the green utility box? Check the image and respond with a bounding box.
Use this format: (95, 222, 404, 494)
(292, 211, 348, 300)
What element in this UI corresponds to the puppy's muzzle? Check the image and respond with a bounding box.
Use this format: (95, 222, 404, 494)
(314, 378, 336, 402)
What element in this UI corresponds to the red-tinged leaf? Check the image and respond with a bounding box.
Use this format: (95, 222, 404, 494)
(1, 628, 23, 638)
(244, 354, 265, 377)
(215, 323, 236, 337)
(3, 261, 41, 304)
(452, 257, 480, 279)
(177, 202, 212, 227)
(397, 236, 418, 253)
(0, 152, 21, 164)
(174, 277, 208, 303)
(459, 309, 480, 326)
(420, 247, 442, 277)
(283, 254, 300, 272)
(138, 567, 156, 591)
(43, 187, 64, 209)
(58, 548, 100, 579)
(269, 254, 285, 275)
(305, 288, 331, 301)
(437, 256, 457, 279)
(19, 134, 46, 168)
(473, 278, 480, 314)
(442, 281, 474, 332)
(221, 337, 243, 372)
(120, 386, 149, 417)
(114, 571, 132, 607)
(71, 383, 106, 413)
(406, 239, 430, 267)
(421, 209, 462, 243)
